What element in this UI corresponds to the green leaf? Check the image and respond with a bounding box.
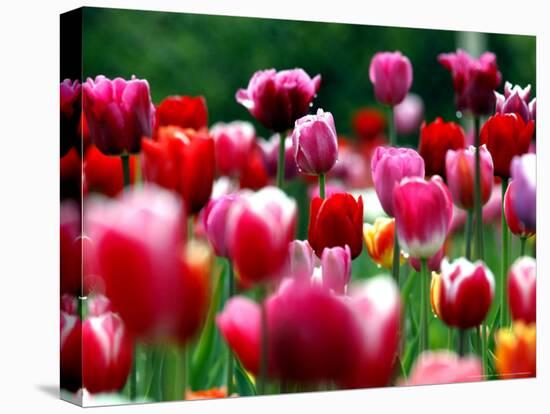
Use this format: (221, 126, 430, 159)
(234, 360, 257, 396)
(402, 333, 420, 375)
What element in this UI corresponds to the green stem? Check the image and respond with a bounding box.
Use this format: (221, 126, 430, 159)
(520, 236, 527, 257)
(392, 229, 400, 283)
(318, 173, 326, 199)
(181, 347, 188, 400)
(276, 132, 286, 189)
(465, 209, 474, 260)
(121, 153, 131, 189)
(418, 258, 430, 354)
(480, 323, 488, 377)
(258, 288, 269, 395)
(473, 116, 484, 261)
(130, 344, 137, 400)
(387, 105, 396, 146)
(457, 329, 467, 357)
(500, 177, 509, 326)
(226, 260, 235, 396)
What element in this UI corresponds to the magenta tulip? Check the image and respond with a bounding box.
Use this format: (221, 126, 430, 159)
(508, 257, 536, 324)
(320, 245, 351, 294)
(211, 121, 256, 177)
(287, 240, 315, 282)
(236, 68, 321, 132)
(202, 194, 241, 258)
(393, 176, 453, 259)
(60, 79, 81, 156)
(511, 154, 536, 230)
(292, 108, 338, 175)
(371, 146, 425, 217)
(393, 93, 424, 135)
(504, 180, 535, 237)
(369, 51, 413, 106)
(495, 82, 534, 122)
(404, 351, 483, 385)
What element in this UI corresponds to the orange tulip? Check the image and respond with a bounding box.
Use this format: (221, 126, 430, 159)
(495, 323, 536, 379)
(363, 217, 403, 269)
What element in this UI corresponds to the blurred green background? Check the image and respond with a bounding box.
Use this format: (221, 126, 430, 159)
(82, 7, 536, 142)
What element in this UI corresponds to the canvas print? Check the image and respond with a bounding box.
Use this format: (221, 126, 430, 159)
(60, 7, 536, 407)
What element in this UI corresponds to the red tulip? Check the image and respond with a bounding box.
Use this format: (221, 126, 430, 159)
(155, 95, 208, 131)
(352, 108, 386, 141)
(60, 311, 82, 392)
(60, 79, 81, 156)
(60, 148, 81, 201)
(211, 121, 256, 177)
(239, 145, 270, 190)
(84, 145, 136, 197)
(508, 257, 536, 324)
(61, 201, 81, 296)
(404, 351, 483, 385)
(87, 294, 113, 317)
(479, 113, 534, 178)
(504, 180, 535, 237)
(141, 126, 215, 214)
(419, 118, 466, 178)
(83, 311, 133, 394)
(308, 193, 363, 259)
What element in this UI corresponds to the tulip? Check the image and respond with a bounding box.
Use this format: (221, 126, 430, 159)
(287, 240, 315, 282)
(82, 75, 154, 156)
(83, 145, 136, 197)
(259, 134, 298, 180)
(202, 194, 240, 258)
(155, 95, 208, 131)
(403, 351, 483, 385)
(371, 146, 425, 217)
(211, 121, 256, 177)
(369, 51, 413, 106)
(61, 311, 82, 392)
(308, 193, 363, 259)
(479, 113, 534, 178)
(495, 322, 536, 379)
(292, 108, 338, 176)
(419, 118, 466, 178)
(508, 257, 536, 324)
(393, 176, 453, 259)
(60, 147, 81, 201)
(87, 186, 209, 343)
(410, 244, 445, 273)
(438, 49, 501, 115)
(511, 154, 536, 231)
(352, 108, 386, 141)
(431, 258, 494, 329)
(393, 93, 424, 135)
(60, 79, 81, 156)
(320, 245, 351, 294)
(238, 144, 270, 190)
(186, 387, 230, 400)
(226, 187, 297, 285)
(529, 98, 536, 122)
(82, 312, 133, 394)
(61, 201, 81, 296)
(236, 68, 321, 133)
(363, 217, 403, 270)
(445, 145, 493, 210)
(87, 294, 113, 317)
(141, 126, 215, 214)
(495, 82, 533, 122)
(504, 180, 535, 238)
(329, 145, 371, 189)
(342, 276, 401, 388)
(61, 294, 78, 315)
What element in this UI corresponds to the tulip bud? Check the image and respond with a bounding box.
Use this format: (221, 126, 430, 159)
(393, 176, 453, 259)
(511, 154, 536, 231)
(259, 134, 298, 180)
(508, 257, 536, 324)
(404, 351, 483, 385)
(211, 121, 256, 177)
(82, 75, 154, 155)
(495, 323, 536, 379)
(369, 51, 413, 106)
(236, 68, 321, 132)
(60, 79, 81, 156)
(445, 145, 493, 210)
(363, 217, 403, 270)
(393, 93, 424, 135)
(308, 193, 363, 259)
(371, 146, 425, 217)
(60, 311, 82, 392)
(321, 245, 351, 294)
(155, 95, 208, 131)
(292, 108, 338, 175)
(504, 180, 535, 237)
(495, 82, 532, 122)
(288, 240, 315, 282)
(202, 194, 241, 258)
(431, 258, 494, 329)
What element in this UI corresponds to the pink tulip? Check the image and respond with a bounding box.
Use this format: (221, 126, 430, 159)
(404, 351, 483, 385)
(371, 146, 425, 217)
(393, 93, 424, 135)
(445, 145, 494, 210)
(87, 294, 113, 317)
(495, 82, 534, 122)
(60, 311, 82, 392)
(511, 153, 536, 231)
(321, 245, 351, 294)
(393, 176, 453, 258)
(288, 240, 315, 282)
(211, 121, 256, 177)
(504, 180, 535, 237)
(259, 133, 299, 180)
(83, 75, 154, 155)
(292, 108, 338, 175)
(226, 187, 297, 286)
(508, 257, 536, 324)
(202, 194, 241, 257)
(236, 68, 321, 132)
(61, 294, 78, 315)
(369, 51, 413, 106)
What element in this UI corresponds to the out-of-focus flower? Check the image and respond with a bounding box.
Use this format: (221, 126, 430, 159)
(60, 148, 81, 201)
(87, 294, 113, 317)
(329, 145, 371, 189)
(211, 121, 256, 177)
(431, 258, 494, 329)
(529, 98, 536, 122)
(504, 180, 535, 237)
(292, 108, 338, 175)
(393, 176, 453, 259)
(480, 113, 534, 178)
(61, 311, 82, 392)
(84, 145, 136, 197)
(259, 134, 298, 180)
(287, 240, 315, 282)
(202, 194, 241, 258)
(419, 118, 465, 178)
(495, 323, 536, 379)
(186, 387, 231, 400)
(239, 144, 271, 190)
(393, 93, 424, 135)
(410, 243, 446, 273)
(495, 82, 533, 122)
(352, 108, 386, 141)
(511, 153, 536, 230)
(363, 217, 403, 269)
(369, 51, 413, 106)
(371, 146, 425, 217)
(236, 68, 321, 132)
(403, 351, 483, 385)
(61, 201, 81, 296)
(87, 186, 210, 343)
(155, 95, 208, 131)
(141, 126, 215, 214)
(60, 79, 81, 156)
(508, 257, 536, 324)
(438, 49, 501, 115)
(445, 145, 493, 210)
(226, 187, 296, 285)
(320, 245, 351, 294)
(450, 185, 502, 232)
(61, 294, 78, 315)
(82, 312, 133, 394)
(308, 193, 363, 259)
(83, 75, 154, 155)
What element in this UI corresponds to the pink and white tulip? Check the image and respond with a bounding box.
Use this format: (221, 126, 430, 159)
(287, 240, 315, 282)
(404, 351, 483, 385)
(508, 257, 536, 324)
(202, 194, 241, 257)
(320, 245, 352, 294)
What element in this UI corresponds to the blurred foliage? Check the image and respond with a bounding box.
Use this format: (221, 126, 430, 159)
(82, 7, 535, 145)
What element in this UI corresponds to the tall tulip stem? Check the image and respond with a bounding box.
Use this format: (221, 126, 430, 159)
(500, 177, 510, 326)
(419, 258, 430, 353)
(387, 105, 396, 146)
(276, 132, 286, 189)
(181, 346, 189, 400)
(520, 236, 527, 257)
(319, 173, 326, 199)
(226, 260, 235, 395)
(473, 116, 484, 261)
(121, 153, 131, 189)
(258, 288, 269, 395)
(465, 209, 473, 260)
(457, 329, 467, 356)
(392, 229, 400, 282)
